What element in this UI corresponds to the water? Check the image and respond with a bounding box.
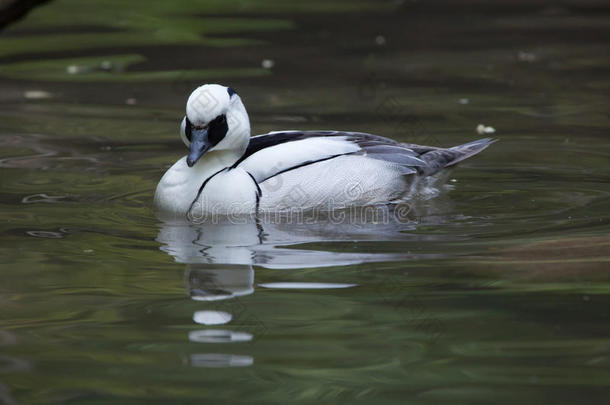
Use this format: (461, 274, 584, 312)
(1, 1, 609, 403)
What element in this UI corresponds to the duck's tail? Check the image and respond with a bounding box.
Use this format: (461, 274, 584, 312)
(402, 137, 496, 175)
(444, 137, 497, 167)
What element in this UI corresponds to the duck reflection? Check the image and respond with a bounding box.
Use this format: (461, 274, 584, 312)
(155, 207, 419, 368)
(185, 264, 254, 301)
(156, 207, 417, 267)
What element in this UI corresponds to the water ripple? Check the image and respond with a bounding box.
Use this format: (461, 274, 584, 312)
(188, 330, 253, 344)
(258, 282, 358, 289)
(189, 353, 253, 368)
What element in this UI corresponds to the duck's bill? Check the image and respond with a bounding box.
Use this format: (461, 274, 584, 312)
(186, 128, 211, 167)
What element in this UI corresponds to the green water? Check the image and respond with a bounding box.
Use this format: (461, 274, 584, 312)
(1, 1, 609, 403)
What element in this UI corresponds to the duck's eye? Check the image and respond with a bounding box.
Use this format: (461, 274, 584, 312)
(185, 117, 193, 142)
(208, 114, 226, 128)
(208, 114, 229, 146)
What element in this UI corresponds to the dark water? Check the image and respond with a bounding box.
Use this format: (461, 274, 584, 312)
(1, 1, 609, 403)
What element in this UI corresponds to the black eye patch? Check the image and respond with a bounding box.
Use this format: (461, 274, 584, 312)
(207, 114, 228, 146)
(185, 117, 193, 142)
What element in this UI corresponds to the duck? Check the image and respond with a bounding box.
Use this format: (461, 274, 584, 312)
(154, 84, 495, 219)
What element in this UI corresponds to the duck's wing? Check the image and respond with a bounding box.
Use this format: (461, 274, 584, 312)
(235, 131, 495, 183)
(234, 130, 427, 183)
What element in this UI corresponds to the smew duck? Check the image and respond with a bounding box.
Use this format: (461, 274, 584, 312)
(154, 84, 494, 219)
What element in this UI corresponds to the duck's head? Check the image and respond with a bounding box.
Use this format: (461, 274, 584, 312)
(181, 84, 250, 167)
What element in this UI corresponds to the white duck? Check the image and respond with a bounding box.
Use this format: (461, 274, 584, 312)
(154, 84, 494, 219)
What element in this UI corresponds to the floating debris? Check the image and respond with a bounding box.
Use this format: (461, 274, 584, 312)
(67, 61, 120, 75)
(125, 98, 137, 105)
(261, 59, 274, 69)
(375, 35, 386, 46)
(24, 90, 51, 100)
(99, 60, 113, 71)
(477, 124, 496, 135)
(458, 98, 469, 104)
(66, 65, 89, 74)
(518, 51, 536, 62)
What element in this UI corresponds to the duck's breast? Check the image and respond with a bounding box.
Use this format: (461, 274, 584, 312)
(190, 167, 259, 218)
(154, 157, 204, 216)
(155, 151, 249, 217)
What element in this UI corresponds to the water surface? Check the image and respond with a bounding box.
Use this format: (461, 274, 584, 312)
(1, 1, 609, 404)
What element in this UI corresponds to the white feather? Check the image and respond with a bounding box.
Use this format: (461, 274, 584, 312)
(238, 136, 360, 182)
(186, 84, 231, 126)
(191, 167, 258, 217)
(259, 155, 409, 211)
(154, 150, 242, 216)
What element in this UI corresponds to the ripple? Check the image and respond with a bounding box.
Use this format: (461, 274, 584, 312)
(188, 330, 253, 343)
(26, 230, 64, 239)
(258, 282, 358, 289)
(189, 353, 253, 368)
(451, 339, 610, 358)
(0, 330, 16, 346)
(21, 193, 70, 204)
(0, 356, 31, 373)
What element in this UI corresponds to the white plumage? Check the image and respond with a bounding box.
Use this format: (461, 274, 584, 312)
(154, 84, 494, 219)
(239, 135, 360, 183)
(257, 155, 409, 211)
